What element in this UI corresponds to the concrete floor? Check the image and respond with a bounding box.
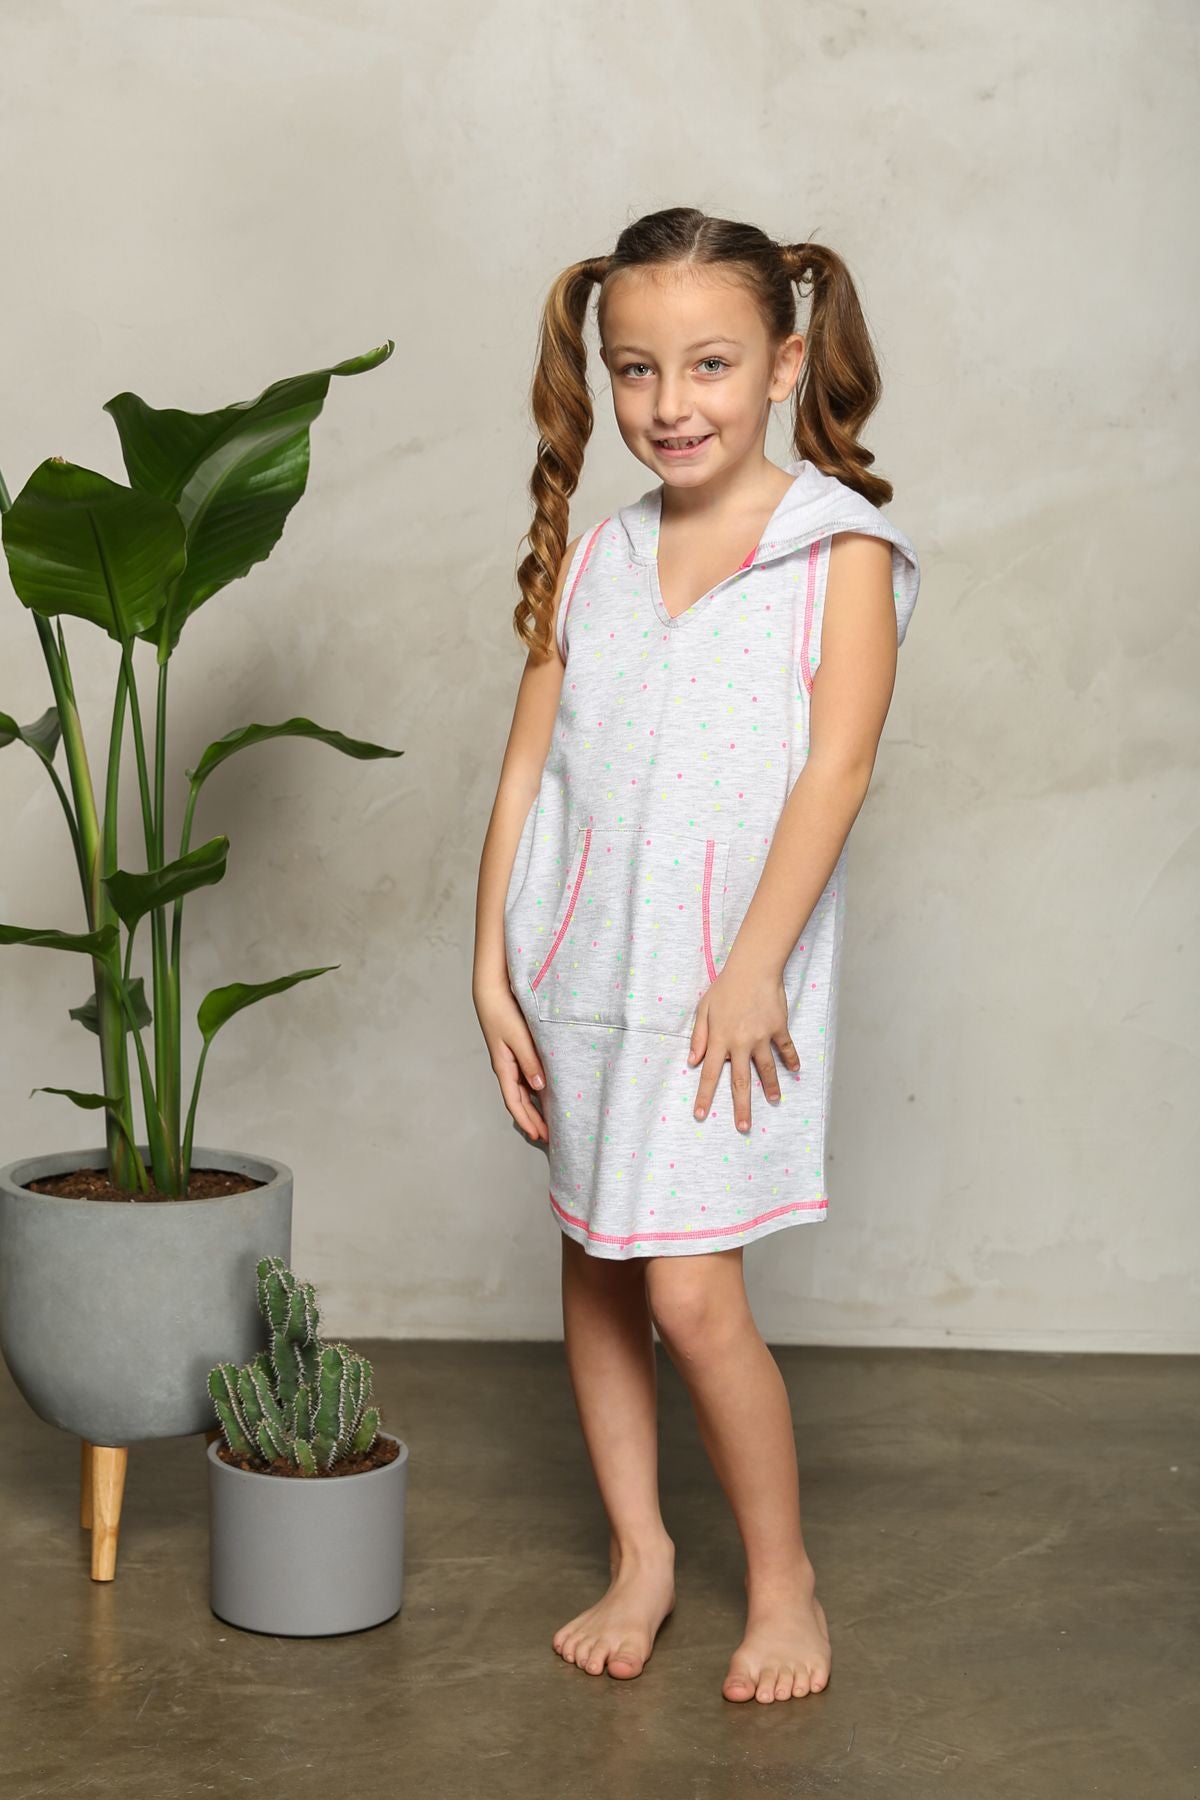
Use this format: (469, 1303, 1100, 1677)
(1, 1341, 1196, 1799)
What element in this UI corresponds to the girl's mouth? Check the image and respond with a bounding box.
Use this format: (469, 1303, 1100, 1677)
(652, 433, 713, 459)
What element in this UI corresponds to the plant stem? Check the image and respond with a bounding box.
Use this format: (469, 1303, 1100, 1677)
(181, 1036, 211, 1179)
(118, 637, 179, 1193)
(100, 661, 147, 1186)
(34, 616, 147, 1189)
(154, 657, 182, 1184)
(172, 778, 202, 1188)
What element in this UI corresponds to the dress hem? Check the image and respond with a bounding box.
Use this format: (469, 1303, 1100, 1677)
(549, 1187, 828, 1259)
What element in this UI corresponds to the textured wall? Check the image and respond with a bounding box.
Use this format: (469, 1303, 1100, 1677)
(0, 2, 1195, 1348)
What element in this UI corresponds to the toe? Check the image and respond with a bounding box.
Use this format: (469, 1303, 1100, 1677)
(790, 1668, 811, 1697)
(774, 1669, 794, 1700)
(608, 1642, 645, 1679)
(723, 1668, 757, 1702)
(756, 1665, 779, 1703)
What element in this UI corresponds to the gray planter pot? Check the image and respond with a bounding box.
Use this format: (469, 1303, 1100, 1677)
(0, 1145, 292, 1443)
(207, 1431, 409, 1635)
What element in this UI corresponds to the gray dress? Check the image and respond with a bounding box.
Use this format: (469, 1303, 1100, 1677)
(504, 458, 920, 1258)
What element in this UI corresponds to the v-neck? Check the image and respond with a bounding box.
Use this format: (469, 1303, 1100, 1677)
(647, 466, 806, 629)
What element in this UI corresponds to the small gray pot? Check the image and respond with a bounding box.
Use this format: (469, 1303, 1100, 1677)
(207, 1432, 409, 1635)
(0, 1144, 292, 1443)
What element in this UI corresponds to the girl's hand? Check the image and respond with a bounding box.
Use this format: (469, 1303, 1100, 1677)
(474, 980, 549, 1144)
(687, 960, 800, 1134)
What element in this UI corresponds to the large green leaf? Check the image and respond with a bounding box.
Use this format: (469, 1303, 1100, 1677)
(197, 966, 339, 1045)
(0, 460, 186, 641)
(0, 922, 119, 953)
(187, 715, 403, 789)
(30, 1085, 124, 1109)
(0, 705, 62, 766)
(102, 835, 228, 931)
(29, 1087, 143, 1165)
(69, 975, 153, 1035)
(104, 342, 394, 652)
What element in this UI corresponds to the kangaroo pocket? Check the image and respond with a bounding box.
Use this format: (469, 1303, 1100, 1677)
(528, 825, 729, 1036)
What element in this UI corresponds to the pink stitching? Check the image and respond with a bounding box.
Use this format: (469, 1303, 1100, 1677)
(558, 518, 610, 658)
(799, 538, 822, 694)
(550, 1188, 826, 1246)
(701, 837, 718, 981)
(530, 827, 592, 991)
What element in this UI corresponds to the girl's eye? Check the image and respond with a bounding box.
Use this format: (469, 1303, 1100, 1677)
(616, 357, 729, 378)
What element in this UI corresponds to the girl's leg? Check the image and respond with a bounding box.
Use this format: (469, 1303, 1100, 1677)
(644, 1245, 832, 1705)
(552, 1232, 676, 1679)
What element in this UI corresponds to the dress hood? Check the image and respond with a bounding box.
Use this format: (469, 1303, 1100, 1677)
(617, 456, 921, 640)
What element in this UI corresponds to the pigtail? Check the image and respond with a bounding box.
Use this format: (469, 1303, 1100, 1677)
(514, 256, 610, 659)
(780, 243, 893, 509)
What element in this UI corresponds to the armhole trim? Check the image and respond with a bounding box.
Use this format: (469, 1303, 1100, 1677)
(798, 536, 832, 695)
(557, 517, 610, 661)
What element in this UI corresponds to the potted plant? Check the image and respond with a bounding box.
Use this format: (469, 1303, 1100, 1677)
(0, 342, 401, 1582)
(206, 1255, 408, 1637)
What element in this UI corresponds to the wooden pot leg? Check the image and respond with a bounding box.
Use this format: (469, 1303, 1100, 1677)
(80, 1439, 93, 1529)
(89, 1446, 128, 1582)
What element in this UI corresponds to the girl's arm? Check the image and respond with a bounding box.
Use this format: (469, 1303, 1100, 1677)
(472, 534, 581, 1139)
(473, 533, 580, 994)
(688, 532, 900, 1131)
(722, 531, 900, 982)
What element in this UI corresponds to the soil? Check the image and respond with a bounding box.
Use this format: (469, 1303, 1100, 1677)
(21, 1166, 265, 1202)
(215, 1435, 401, 1478)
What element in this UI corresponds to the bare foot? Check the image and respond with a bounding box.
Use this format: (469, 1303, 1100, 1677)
(722, 1561, 832, 1703)
(552, 1540, 676, 1679)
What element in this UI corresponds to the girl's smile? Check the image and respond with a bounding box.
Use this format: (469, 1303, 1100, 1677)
(652, 432, 715, 459)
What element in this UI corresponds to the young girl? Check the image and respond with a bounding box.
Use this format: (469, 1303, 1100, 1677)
(473, 205, 920, 1705)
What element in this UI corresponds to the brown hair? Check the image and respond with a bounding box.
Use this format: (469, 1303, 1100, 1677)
(513, 205, 894, 659)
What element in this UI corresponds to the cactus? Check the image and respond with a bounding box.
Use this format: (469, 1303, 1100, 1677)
(207, 1255, 382, 1474)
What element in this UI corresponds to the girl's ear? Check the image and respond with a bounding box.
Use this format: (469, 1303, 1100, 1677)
(771, 331, 805, 403)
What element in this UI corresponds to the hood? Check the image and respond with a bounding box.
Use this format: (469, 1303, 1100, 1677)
(617, 456, 921, 639)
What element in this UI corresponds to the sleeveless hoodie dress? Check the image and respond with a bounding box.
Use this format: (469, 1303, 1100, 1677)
(503, 456, 920, 1259)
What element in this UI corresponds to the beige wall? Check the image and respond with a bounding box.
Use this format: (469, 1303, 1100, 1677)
(1, 3, 1195, 1349)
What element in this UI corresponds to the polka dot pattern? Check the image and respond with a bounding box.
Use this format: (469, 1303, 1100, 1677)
(502, 457, 920, 1261)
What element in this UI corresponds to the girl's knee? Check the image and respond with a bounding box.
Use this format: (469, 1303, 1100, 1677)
(644, 1250, 745, 1349)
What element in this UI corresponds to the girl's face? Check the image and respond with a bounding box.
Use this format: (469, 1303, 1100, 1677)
(598, 264, 804, 487)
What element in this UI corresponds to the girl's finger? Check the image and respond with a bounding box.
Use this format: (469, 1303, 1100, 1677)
(730, 1052, 754, 1133)
(519, 1090, 549, 1142)
(753, 1041, 783, 1105)
(687, 999, 708, 1066)
(510, 1032, 546, 1092)
(691, 1042, 725, 1121)
(500, 1061, 548, 1141)
(772, 1028, 801, 1076)
(495, 1032, 546, 1101)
